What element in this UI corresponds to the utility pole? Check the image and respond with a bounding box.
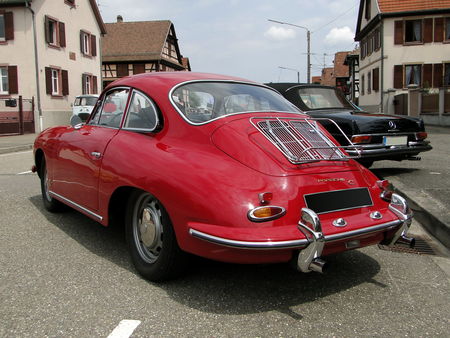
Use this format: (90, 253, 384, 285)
(268, 19, 311, 84)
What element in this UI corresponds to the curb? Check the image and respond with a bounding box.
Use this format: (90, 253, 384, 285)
(0, 144, 33, 155)
(388, 177, 450, 250)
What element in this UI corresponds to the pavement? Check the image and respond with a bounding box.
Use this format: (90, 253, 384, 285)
(1, 126, 449, 251)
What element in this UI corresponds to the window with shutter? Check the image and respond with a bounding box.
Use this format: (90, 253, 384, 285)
(405, 64, 422, 86)
(45, 16, 65, 48)
(45, 67, 68, 96)
(80, 30, 97, 57)
(1, 12, 14, 41)
(368, 71, 372, 94)
(0, 14, 5, 41)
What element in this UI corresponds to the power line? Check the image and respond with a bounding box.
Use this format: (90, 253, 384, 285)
(312, 4, 358, 33)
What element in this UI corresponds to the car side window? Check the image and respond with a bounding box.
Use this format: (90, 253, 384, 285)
(89, 88, 129, 128)
(123, 90, 159, 131)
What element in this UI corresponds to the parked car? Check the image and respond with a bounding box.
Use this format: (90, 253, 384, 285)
(33, 72, 414, 281)
(72, 94, 99, 122)
(265, 83, 432, 167)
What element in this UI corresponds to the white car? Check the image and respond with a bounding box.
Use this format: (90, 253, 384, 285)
(72, 95, 99, 121)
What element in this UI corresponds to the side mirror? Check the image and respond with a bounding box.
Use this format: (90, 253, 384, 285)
(70, 114, 83, 127)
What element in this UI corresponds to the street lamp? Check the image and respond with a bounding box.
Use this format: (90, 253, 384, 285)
(278, 66, 300, 83)
(268, 19, 311, 84)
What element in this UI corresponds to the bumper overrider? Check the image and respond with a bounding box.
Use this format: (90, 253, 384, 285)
(188, 193, 413, 274)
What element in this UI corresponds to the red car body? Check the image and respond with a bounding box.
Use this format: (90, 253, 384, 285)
(33, 72, 414, 281)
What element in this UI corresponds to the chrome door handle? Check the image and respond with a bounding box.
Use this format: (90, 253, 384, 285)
(91, 151, 102, 159)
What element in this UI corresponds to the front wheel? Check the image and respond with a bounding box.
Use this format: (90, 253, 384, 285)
(125, 190, 187, 282)
(39, 157, 64, 212)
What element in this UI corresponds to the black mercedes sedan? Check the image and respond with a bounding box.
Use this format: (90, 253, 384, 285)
(266, 83, 432, 167)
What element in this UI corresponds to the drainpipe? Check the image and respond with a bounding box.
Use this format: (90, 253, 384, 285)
(25, 1, 43, 132)
(380, 20, 384, 113)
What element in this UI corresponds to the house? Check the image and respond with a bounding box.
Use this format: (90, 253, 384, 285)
(320, 67, 335, 86)
(0, 0, 106, 134)
(355, 0, 450, 114)
(101, 16, 189, 89)
(333, 51, 352, 95)
(344, 50, 360, 104)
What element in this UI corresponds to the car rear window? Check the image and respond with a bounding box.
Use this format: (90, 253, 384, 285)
(296, 87, 354, 110)
(171, 81, 299, 124)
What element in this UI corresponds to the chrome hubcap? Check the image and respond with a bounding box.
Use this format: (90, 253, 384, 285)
(133, 197, 163, 263)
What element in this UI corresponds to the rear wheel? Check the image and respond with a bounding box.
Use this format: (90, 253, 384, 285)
(39, 157, 64, 212)
(125, 190, 187, 282)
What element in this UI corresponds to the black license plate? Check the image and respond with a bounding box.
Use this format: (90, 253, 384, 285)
(304, 188, 373, 214)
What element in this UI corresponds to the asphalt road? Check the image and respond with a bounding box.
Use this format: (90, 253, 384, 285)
(1, 150, 449, 337)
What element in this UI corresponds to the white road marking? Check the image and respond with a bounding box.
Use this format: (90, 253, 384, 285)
(0, 150, 33, 157)
(107, 320, 141, 338)
(16, 170, 33, 175)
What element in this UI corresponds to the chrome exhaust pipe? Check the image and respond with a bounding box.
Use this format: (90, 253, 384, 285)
(395, 235, 416, 248)
(308, 258, 328, 274)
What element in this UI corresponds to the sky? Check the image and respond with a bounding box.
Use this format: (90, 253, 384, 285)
(99, 0, 360, 84)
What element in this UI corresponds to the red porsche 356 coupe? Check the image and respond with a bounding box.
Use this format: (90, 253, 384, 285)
(33, 72, 414, 281)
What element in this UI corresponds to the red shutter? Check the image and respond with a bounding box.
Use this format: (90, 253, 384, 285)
(91, 34, 97, 56)
(393, 65, 403, 89)
(424, 18, 433, 43)
(5, 12, 14, 40)
(373, 67, 379, 92)
(8, 65, 18, 94)
(44, 16, 50, 43)
(433, 64, 443, 88)
(93, 76, 98, 94)
(394, 21, 403, 45)
(423, 64, 433, 88)
(80, 31, 84, 54)
(434, 18, 444, 42)
(45, 67, 52, 94)
(59, 22, 66, 47)
(62, 69, 69, 96)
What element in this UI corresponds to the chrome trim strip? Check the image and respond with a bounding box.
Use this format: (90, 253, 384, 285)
(189, 229, 309, 249)
(189, 219, 403, 249)
(49, 191, 103, 221)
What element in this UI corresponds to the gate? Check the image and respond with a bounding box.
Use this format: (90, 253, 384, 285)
(0, 96, 35, 135)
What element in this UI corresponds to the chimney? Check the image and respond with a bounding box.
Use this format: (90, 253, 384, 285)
(117, 15, 123, 23)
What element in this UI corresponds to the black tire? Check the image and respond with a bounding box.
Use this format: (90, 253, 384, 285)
(125, 190, 187, 282)
(40, 157, 65, 212)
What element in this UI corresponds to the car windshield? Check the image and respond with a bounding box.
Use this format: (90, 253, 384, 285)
(171, 81, 299, 123)
(296, 87, 354, 110)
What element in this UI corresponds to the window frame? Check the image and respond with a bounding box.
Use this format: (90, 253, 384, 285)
(0, 14, 5, 41)
(88, 87, 131, 129)
(404, 64, 423, 88)
(0, 66, 8, 94)
(445, 17, 450, 42)
(404, 19, 423, 45)
(122, 89, 161, 133)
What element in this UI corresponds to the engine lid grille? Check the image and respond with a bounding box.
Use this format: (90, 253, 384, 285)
(251, 117, 360, 164)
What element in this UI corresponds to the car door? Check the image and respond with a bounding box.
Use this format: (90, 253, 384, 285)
(51, 88, 130, 214)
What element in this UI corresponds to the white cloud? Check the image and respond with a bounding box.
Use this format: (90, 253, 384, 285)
(324, 26, 354, 46)
(264, 26, 296, 41)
